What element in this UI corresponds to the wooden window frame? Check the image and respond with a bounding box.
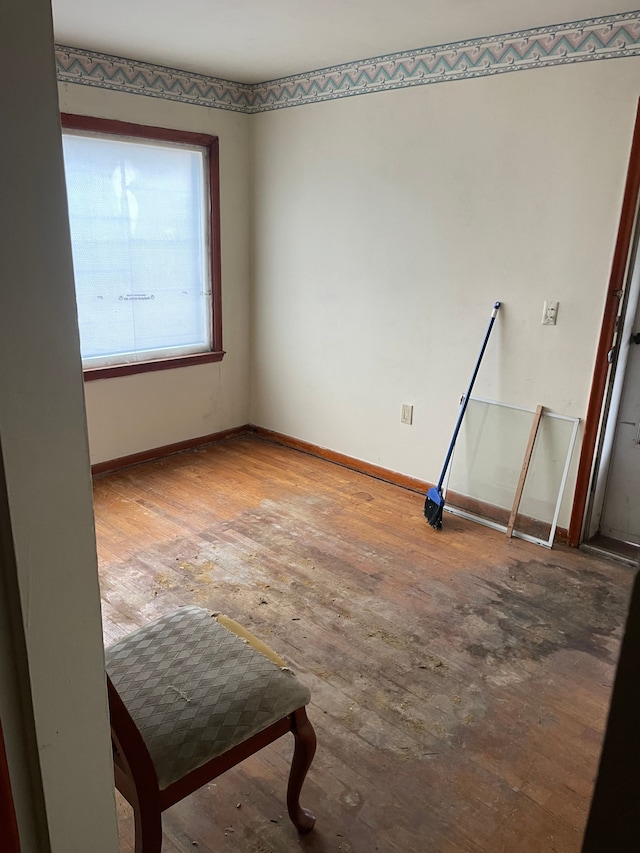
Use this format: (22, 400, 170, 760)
(60, 114, 224, 381)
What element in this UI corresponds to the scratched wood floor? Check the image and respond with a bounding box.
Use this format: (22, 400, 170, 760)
(93, 435, 633, 853)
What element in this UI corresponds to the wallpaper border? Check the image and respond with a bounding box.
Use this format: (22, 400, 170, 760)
(56, 11, 640, 114)
(55, 47, 254, 113)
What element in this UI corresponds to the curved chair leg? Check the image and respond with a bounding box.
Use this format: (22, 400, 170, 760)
(133, 802, 163, 853)
(287, 707, 317, 834)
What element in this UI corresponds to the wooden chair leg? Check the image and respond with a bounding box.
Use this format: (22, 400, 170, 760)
(286, 707, 317, 834)
(133, 802, 163, 853)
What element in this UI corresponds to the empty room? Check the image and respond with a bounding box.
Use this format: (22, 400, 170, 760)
(2, 1, 640, 852)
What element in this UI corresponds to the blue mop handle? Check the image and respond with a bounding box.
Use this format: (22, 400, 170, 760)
(436, 301, 501, 493)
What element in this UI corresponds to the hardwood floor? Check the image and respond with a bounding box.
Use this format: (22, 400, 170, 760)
(93, 435, 634, 853)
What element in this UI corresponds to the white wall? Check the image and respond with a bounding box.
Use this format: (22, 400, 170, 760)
(0, 1, 119, 849)
(251, 58, 640, 523)
(58, 83, 252, 464)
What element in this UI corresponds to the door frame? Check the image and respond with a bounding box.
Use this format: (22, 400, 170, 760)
(569, 99, 640, 547)
(588, 231, 640, 542)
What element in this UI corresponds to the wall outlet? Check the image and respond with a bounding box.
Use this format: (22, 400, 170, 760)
(542, 301, 559, 325)
(401, 403, 413, 425)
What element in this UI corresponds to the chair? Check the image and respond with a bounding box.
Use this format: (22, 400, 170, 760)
(104, 606, 316, 851)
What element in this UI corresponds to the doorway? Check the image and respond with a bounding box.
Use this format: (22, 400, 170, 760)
(570, 100, 640, 561)
(584, 222, 640, 565)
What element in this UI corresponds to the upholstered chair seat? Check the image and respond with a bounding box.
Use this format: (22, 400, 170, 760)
(105, 605, 316, 851)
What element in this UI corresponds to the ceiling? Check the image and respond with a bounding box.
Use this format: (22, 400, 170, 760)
(51, 1, 639, 84)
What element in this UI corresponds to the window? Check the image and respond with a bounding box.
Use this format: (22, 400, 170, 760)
(60, 115, 223, 379)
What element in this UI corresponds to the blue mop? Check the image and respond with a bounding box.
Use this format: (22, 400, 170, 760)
(424, 301, 501, 530)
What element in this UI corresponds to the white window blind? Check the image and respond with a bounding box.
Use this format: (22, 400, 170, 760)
(62, 132, 211, 368)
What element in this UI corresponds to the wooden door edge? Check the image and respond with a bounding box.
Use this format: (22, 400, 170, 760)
(0, 718, 21, 852)
(569, 98, 640, 547)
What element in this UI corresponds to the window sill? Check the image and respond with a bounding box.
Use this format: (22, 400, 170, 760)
(83, 350, 225, 381)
